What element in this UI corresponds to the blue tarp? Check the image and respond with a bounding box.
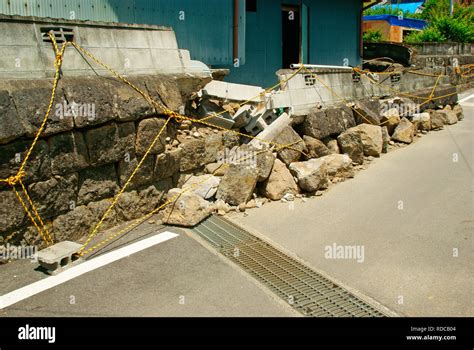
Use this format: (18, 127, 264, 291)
(363, 15, 428, 30)
(372, 2, 425, 14)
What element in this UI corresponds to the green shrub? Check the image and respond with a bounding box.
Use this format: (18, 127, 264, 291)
(404, 2, 474, 43)
(404, 27, 446, 43)
(363, 29, 383, 42)
(364, 5, 420, 19)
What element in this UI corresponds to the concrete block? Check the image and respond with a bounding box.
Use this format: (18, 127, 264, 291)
(202, 81, 265, 102)
(37, 241, 83, 275)
(245, 115, 267, 136)
(232, 105, 255, 128)
(249, 113, 291, 147)
(204, 113, 235, 129)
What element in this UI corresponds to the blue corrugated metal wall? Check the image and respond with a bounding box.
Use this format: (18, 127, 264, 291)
(222, 0, 362, 87)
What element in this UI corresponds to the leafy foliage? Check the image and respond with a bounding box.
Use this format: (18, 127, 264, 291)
(404, 2, 474, 43)
(364, 5, 421, 19)
(363, 29, 383, 42)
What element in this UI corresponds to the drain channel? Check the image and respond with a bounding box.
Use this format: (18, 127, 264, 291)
(192, 215, 390, 317)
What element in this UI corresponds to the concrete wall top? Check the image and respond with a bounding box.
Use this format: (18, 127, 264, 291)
(0, 15, 211, 80)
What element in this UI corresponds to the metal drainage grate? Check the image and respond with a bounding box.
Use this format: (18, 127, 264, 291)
(192, 215, 389, 317)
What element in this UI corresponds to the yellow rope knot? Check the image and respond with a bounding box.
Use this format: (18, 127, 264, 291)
(54, 53, 63, 68)
(1, 170, 26, 187)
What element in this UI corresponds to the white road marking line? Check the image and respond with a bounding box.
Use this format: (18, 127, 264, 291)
(458, 94, 474, 104)
(0, 231, 179, 310)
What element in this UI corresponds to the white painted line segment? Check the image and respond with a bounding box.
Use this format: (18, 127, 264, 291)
(0, 231, 179, 309)
(458, 94, 474, 104)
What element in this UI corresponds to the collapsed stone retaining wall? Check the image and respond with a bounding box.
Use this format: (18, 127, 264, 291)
(0, 72, 462, 248)
(0, 74, 212, 246)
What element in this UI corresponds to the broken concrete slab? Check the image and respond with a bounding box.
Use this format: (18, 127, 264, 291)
(202, 80, 265, 102)
(37, 241, 83, 275)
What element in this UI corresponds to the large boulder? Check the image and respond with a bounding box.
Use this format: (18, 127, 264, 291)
(337, 131, 364, 165)
(453, 105, 463, 121)
(353, 99, 381, 125)
(238, 144, 275, 182)
(289, 159, 329, 193)
(380, 107, 401, 135)
(303, 136, 330, 159)
(182, 175, 221, 199)
(261, 159, 299, 200)
(349, 124, 383, 157)
(303, 107, 356, 139)
(273, 126, 306, 165)
(162, 189, 212, 227)
(436, 110, 458, 125)
(321, 154, 354, 180)
(392, 118, 415, 144)
(411, 112, 431, 131)
(427, 110, 444, 130)
(216, 163, 259, 205)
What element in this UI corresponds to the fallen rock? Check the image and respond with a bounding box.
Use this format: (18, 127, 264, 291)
(182, 175, 221, 199)
(289, 159, 329, 193)
(239, 144, 275, 182)
(427, 110, 444, 130)
(392, 117, 415, 144)
(337, 131, 364, 165)
(162, 189, 212, 227)
(411, 112, 431, 131)
(303, 107, 356, 139)
(216, 163, 258, 205)
(261, 159, 299, 200)
(273, 126, 306, 165)
(321, 154, 354, 179)
(350, 124, 383, 157)
(436, 110, 458, 125)
(303, 136, 330, 159)
(380, 108, 400, 135)
(353, 99, 381, 125)
(453, 104, 464, 121)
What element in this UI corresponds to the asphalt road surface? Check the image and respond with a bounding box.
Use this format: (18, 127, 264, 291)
(232, 92, 474, 317)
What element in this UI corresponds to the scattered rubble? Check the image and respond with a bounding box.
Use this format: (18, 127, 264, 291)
(0, 71, 465, 245)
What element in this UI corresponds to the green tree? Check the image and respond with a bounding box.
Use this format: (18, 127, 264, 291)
(404, 2, 474, 43)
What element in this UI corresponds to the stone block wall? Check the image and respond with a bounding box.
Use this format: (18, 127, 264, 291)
(0, 73, 212, 246)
